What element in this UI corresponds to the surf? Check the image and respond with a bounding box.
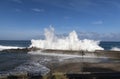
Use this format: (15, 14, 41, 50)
(30, 26, 104, 52)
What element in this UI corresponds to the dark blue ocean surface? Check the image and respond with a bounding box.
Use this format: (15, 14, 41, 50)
(0, 40, 31, 47)
(0, 40, 31, 72)
(100, 41, 120, 50)
(0, 52, 29, 71)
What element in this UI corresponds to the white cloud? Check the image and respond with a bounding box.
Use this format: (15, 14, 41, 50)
(32, 8, 45, 12)
(92, 20, 103, 25)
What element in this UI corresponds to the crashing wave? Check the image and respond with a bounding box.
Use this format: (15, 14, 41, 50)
(30, 26, 104, 52)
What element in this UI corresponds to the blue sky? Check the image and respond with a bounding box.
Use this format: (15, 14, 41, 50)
(0, 0, 120, 41)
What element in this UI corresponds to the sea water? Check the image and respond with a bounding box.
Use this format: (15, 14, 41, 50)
(0, 40, 120, 74)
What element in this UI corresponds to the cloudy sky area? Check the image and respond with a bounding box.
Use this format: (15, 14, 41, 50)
(0, 0, 120, 41)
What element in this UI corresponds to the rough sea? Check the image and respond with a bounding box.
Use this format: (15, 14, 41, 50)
(0, 40, 120, 75)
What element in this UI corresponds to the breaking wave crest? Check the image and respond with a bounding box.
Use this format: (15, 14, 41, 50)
(30, 26, 104, 52)
(0, 45, 25, 51)
(111, 47, 120, 51)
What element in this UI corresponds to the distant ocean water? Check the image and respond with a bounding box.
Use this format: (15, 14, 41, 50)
(100, 41, 120, 50)
(0, 40, 120, 74)
(0, 40, 31, 47)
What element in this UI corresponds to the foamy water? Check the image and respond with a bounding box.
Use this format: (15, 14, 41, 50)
(30, 26, 104, 52)
(111, 47, 120, 51)
(28, 50, 108, 64)
(0, 45, 25, 51)
(28, 50, 107, 59)
(14, 62, 50, 76)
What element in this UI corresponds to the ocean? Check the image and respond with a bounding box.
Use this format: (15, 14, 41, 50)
(100, 41, 120, 50)
(0, 40, 30, 72)
(0, 40, 120, 75)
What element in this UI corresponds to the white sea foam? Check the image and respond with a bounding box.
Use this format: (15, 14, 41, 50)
(28, 50, 99, 58)
(30, 26, 104, 52)
(111, 47, 120, 51)
(14, 62, 50, 76)
(0, 45, 25, 51)
(28, 50, 107, 62)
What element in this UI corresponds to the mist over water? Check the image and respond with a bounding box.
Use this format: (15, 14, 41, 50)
(30, 26, 104, 52)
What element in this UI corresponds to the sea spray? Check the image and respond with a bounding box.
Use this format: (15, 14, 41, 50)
(30, 26, 104, 52)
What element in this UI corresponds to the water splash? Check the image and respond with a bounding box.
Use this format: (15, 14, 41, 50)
(30, 26, 104, 52)
(111, 47, 120, 51)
